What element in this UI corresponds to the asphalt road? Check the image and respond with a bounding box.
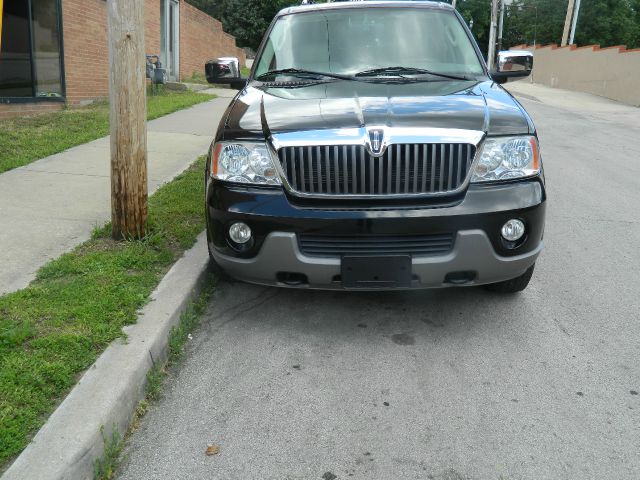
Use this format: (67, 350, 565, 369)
(118, 84, 640, 480)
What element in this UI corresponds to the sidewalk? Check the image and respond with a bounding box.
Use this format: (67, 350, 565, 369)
(0, 89, 235, 295)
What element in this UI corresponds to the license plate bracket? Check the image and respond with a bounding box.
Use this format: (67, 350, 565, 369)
(341, 255, 412, 289)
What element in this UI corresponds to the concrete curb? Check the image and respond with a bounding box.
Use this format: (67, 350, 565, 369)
(2, 232, 210, 480)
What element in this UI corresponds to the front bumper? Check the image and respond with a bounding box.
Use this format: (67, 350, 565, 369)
(211, 230, 542, 290)
(206, 179, 546, 290)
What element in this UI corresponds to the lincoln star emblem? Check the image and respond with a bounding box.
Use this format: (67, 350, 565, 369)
(368, 129, 385, 156)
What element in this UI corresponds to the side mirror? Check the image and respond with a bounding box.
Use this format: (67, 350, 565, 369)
(492, 50, 533, 85)
(205, 57, 247, 90)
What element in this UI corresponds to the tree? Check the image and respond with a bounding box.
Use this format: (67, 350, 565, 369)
(189, 0, 640, 52)
(457, 0, 492, 58)
(500, 0, 640, 49)
(573, 0, 638, 48)
(186, 0, 219, 17)
(187, 0, 299, 50)
(502, 0, 566, 48)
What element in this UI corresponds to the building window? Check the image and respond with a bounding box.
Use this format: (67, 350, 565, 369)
(0, 0, 64, 100)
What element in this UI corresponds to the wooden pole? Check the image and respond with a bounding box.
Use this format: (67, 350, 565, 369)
(561, 0, 576, 46)
(107, 0, 148, 240)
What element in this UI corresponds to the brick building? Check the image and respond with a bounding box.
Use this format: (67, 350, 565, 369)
(0, 0, 245, 118)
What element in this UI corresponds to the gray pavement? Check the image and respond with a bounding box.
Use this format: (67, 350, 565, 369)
(0, 93, 232, 295)
(118, 83, 640, 480)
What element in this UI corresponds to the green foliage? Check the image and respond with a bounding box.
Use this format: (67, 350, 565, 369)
(573, 0, 640, 48)
(190, 0, 639, 55)
(457, 0, 492, 58)
(187, 0, 299, 50)
(93, 426, 123, 480)
(502, 0, 640, 50)
(145, 365, 166, 403)
(0, 91, 214, 174)
(502, 0, 567, 49)
(457, 0, 640, 58)
(168, 290, 211, 364)
(185, 0, 219, 17)
(0, 157, 207, 469)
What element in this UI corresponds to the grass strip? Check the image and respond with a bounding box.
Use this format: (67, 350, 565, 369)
(0, 88, 215, 174)
(93, 427, 123, 480)
(0, 156, 207, 470)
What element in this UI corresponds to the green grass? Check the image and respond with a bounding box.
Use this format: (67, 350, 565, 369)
(0, 156, 208, 470)
(187, 71, 210, 85)
(0, 89, 215, 174)
(93, 426, 123, 480)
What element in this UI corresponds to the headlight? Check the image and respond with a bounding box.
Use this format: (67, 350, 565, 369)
(471, 136, 540, 183)
(211, 142, 281, 185)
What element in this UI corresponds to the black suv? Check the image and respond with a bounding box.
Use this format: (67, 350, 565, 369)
(204, 1, 545, 292)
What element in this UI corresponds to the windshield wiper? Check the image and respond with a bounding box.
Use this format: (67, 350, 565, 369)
(256, 68, 355, 82)
(355, 66, 473, 81)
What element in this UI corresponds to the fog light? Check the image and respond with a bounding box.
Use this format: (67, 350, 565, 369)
(501, 219, 525, 242)
(229, 222, 252, 244)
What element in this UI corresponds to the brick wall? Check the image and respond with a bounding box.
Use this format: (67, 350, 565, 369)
(60, 0, 109, 105)
(145, 0, 162, 57)
(0, 102, 64, 120)
(179, 1, 245, 82)
(0, 0, 243, 118)
(61, 0, 160, 105)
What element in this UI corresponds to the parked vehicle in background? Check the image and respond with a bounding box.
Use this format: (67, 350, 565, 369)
(204, 0, 545, 293)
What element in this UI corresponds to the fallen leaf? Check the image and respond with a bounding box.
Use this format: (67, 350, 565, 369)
(206, 444, 220, 456)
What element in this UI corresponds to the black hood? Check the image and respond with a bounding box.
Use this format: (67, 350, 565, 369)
(221, 79, 534, 140)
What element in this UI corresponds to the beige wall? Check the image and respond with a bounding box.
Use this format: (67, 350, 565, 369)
(512, 44, 640, 107)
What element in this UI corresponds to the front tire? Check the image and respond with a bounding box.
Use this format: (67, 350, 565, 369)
(206, 228, 234, 283)
(484, 264, 535, 293)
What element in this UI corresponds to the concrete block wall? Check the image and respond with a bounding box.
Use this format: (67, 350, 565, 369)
(512, 43, 640, 107)
(179, 1, 246, 82)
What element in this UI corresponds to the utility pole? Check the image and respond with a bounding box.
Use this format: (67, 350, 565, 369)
(561, 0, 576, 46)
(107, 0, 148, 240)
(487, 0, 499, 70)
(569, 0, 582, 45)
(497, 0, 506, 53)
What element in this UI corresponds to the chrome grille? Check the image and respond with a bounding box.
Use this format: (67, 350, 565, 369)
(299, 233, 455, 257)
(277, 144, 476, 196)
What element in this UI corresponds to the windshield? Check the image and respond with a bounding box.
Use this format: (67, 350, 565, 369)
(254, 7, 484, 79)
